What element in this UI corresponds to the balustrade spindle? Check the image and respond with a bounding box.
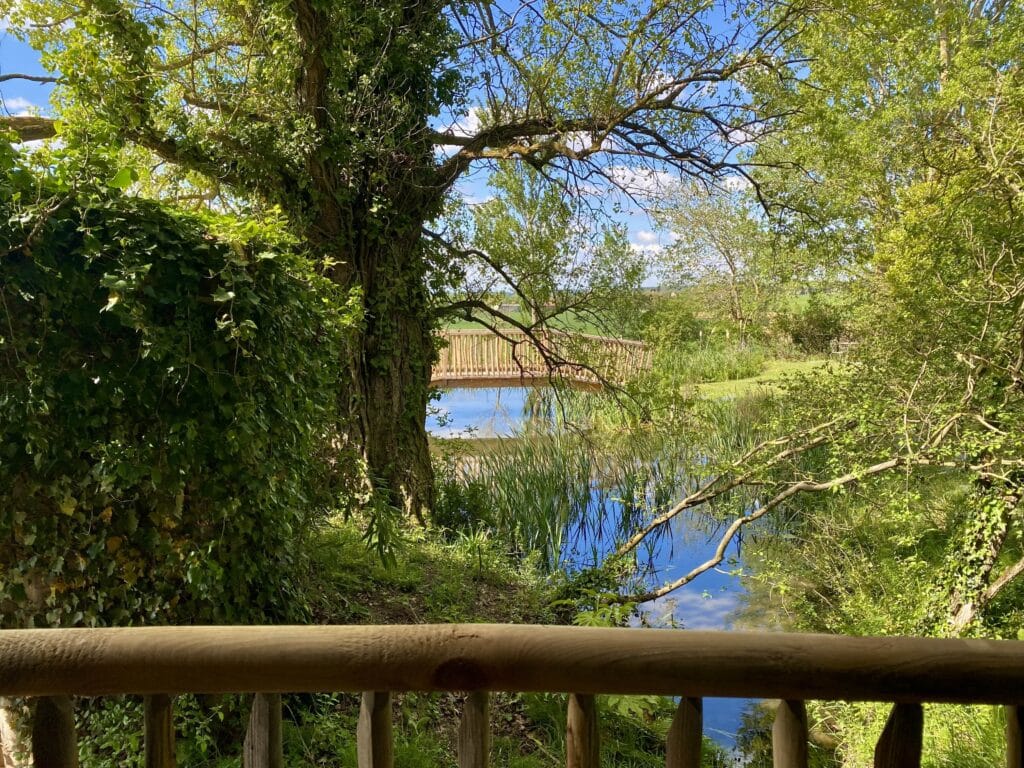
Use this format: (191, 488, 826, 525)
(566, 694, 599, 768)
(31, 695, 78, 768)
(874, 703, 922, 768)
(458, 691, 489, 768)
(772, 699, 808, 768)
(1007, 705, 1022, 768)
(243, 693, 282, 768)
(665, 697, 702, 768)
(357, 692, 393, 768)
(144, 695, 176, 768)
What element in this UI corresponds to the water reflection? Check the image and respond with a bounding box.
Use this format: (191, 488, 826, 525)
(429, 386, 754, 750)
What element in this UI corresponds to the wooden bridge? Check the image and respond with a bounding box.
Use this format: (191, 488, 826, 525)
(432, 329, 652, 390)
(3, 624, 1024, 768)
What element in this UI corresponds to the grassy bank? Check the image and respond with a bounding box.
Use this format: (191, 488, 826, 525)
(695, 358, 830, 398)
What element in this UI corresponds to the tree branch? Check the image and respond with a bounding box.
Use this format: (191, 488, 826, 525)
(0, 116, 57, 142)
(626, 456, 911, 605)
(0, 74, 60, 85)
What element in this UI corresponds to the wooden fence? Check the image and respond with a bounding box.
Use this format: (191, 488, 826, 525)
(2, 624, 1024, 767)
(432, 330, 652, 389)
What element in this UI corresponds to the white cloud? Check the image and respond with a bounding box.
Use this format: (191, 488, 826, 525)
(638, 69, 676, 98)
(437, 107, 481, 142)
(603, 165, 676, 199)
(3, 96, 37, 116)
(630, 230, 664, 256)
(461, 192, 494, 207)
(634, 589, 739, 630)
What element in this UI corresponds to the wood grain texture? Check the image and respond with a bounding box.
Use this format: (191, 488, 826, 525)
(357, 692, 393, 768)
(772, 700, 807, 768)
(458, 691, 489, 768)
(144, 695, 176, 768)
(874, 703, 922, 768)
(1, 625, 1023, 704)
(243, 693, 282, 768)
(665, 697, 702, 768)
(566, 694, 599, 768)
(1009, 705, 1023, 768)
(31, 695, 78, 768)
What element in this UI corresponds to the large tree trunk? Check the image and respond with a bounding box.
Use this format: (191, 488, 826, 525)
(353, 277, 436, 521)
(329, 212, 438, 522)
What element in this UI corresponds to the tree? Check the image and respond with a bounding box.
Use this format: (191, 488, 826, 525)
(0, 0, 803, 518)
(654, 185, 778, 342)
(746, 0, 1024, 634)
(441, 161, 646, 376)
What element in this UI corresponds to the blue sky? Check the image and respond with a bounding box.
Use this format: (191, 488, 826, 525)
(0, 30, 54, 116)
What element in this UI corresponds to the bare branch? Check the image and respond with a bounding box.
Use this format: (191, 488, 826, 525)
(627, 456, 910, 604)
(0, 74, 60, 85)
(153, 40, 244, 72)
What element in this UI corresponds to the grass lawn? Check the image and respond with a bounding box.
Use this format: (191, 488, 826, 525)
(696, 358, 832, 398)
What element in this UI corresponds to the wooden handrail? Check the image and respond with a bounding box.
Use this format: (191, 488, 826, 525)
(4, 625, 1024, 768)
(2, 624, 1024, 703)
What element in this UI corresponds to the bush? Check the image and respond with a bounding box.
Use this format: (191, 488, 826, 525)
(778, 296, 847, 353)
(640, 296, 706, 349)
(0, 149, 357, 628)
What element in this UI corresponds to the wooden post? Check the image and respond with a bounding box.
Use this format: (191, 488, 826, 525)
(666, 698, 702, 768)
(1, 698, 21, 768)
(1007, 705, 1022, 768)
(31, 696, 78, 768)
(458, 692, 489, 768)
(566, 694, 599, 768)
(772, 700, 807, 768)
(357, 692, 393, 768)
(243, 693, 283, 768)
(874, 703, 922, 768)
(144, 695, 176, 768)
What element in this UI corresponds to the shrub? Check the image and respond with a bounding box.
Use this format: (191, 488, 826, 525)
(778, 296, 848, 353)
(0, 148, 357, 628)
(640, 296, 706, 349)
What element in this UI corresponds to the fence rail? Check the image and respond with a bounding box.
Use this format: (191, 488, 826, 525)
(1, 624, 1022, 767)
(432, 330, 651, 389)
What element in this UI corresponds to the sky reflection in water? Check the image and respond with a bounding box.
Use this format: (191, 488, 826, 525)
(429, 387, 753, 748)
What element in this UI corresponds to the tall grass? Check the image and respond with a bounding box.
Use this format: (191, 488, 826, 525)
(652, 343, 768, 385)
(433, 393, 773, 580)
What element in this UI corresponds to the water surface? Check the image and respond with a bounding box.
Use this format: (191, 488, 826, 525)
(430, 386, 755, 750)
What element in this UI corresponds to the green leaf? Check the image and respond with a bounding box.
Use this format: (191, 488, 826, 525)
(102, 292, 120, 312)
(107, 168, 135, 189)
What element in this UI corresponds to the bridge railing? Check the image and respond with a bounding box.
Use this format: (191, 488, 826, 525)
(432, 330, 651, 387)
(2, 624, 1023, 768)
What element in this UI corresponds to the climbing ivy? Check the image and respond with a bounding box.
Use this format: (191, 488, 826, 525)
(0, 144, 360, 627)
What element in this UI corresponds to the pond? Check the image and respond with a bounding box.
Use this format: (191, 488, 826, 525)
(429, 387, 756, 751)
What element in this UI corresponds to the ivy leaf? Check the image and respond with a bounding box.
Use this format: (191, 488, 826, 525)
(107, 168, 136, 189)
